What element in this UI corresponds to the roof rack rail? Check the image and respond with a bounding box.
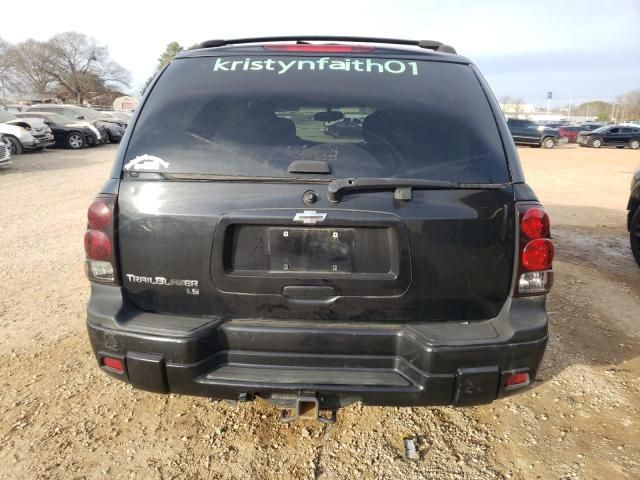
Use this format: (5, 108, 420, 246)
(197, 36, 457, 54)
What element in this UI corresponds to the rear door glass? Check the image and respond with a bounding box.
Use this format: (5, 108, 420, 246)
(126, 55, 510, 183)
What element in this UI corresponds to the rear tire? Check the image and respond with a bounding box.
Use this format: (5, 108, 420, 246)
(591, 138, 602, 148)
(6, 136, 22, 155)
(560, 136, 569, 145)
(631, 207, 640, 266)
(629, 139, 640, 150)
(541, 137, 555, 149)
(67, 133, 84, 149)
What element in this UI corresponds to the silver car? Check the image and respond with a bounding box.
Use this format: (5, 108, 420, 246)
(0, 109, 55, 154)
(0, 134, 12, 167)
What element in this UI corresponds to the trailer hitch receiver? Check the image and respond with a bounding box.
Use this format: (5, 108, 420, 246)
(277, 391, 336, 424)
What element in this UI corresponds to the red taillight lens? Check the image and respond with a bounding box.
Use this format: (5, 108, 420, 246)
(516, 204, 554, 296)
(85, 194, 118, 284)
(263, 44, 374, 53)
(521, 207, 549, 239)
(102, 356, 124, 374)
(84, 229, 112, 260)
(88, 200, 111, 229)
(522, 238, 554, 271)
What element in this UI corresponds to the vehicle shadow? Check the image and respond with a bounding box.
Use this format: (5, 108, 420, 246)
(536, 203, 640, 383)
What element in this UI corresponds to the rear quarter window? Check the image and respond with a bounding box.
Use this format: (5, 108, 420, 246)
(126, 55, 510, 183)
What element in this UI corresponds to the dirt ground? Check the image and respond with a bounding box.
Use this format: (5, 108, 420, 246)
(0, 144, 638, 480)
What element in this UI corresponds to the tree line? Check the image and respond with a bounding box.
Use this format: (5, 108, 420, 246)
(569, 92, 640, 122)
(0, 32, 130, 105)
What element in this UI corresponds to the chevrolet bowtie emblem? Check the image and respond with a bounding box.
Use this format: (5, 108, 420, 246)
(293, 210, 327, 224)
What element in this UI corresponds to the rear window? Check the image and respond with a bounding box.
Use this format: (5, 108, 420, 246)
(126, 55, 510, 183)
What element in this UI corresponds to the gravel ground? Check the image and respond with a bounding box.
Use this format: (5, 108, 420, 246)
(0, 144, 638, 480)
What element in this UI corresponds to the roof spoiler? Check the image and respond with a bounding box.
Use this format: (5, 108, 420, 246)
(196, 36, 457, 54)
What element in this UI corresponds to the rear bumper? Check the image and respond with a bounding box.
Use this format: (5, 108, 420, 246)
(87, 284, 548, 408)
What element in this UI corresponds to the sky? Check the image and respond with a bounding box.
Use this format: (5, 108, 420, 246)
(3, 0, 639, 107)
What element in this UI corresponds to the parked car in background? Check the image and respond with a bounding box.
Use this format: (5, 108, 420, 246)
(538, 121, 565, 129)
(0, 134, 12, 167)
(16, 112, 98, 149)
(577, 122, 604, 132)
(507, 118, 559, 148)
(25, 105, 125, 143)
(577, 125, 640, 149)
(102, 111, 132, 123)
(628, 166, 640, 266)
(557, 126, 582, 144)
(0, 109, 54, 155)
(324, 117, 363, 138)
(0, 110, 56, 151)
(20, 112, 103, 145)
(2, 104, 27, 113)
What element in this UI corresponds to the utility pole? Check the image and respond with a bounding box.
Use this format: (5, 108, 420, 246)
(621, 94, 627, 123)
(567, 94, 573, 121)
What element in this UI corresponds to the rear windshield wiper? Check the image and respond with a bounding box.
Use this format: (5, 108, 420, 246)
(327, 177, 510, 202)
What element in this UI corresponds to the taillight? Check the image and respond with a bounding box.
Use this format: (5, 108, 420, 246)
(515, 204, 554, 296)
(84, 230, 112, 260)
(522, 238, 554, 271)
(88, 200, 112, 229)
(84, 194, 119, 285)
(521, 207, 550, 239)
(262, 44, 375, 53)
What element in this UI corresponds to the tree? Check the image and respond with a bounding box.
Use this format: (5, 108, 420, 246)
(5, 39, 55, 96)
(45, 32, 130, 104)
(572, 101, 611, 121)
(0, 37, 10, 102)
(498, 96, 525, 115)
(158, 42, 183, 69)
(139, 75, 155, 96)
(513, 97, 524, 115)
(616, 88, 640, 121)
(498, 95, 512, 110)
(140, 42, 184, 95)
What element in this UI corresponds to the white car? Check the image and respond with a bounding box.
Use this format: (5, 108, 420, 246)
(0, 109, 56, 154)
(0, 134, 12, 167)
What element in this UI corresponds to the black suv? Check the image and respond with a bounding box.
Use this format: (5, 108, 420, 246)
(85, 37, 554, 420)
(577, 125, 640, 149)
(507, 118, 559, 148)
